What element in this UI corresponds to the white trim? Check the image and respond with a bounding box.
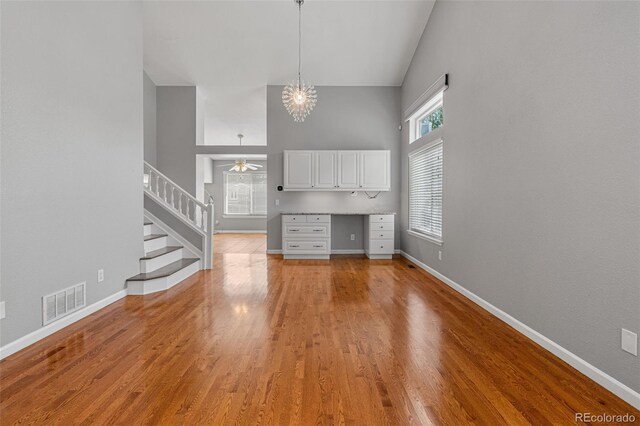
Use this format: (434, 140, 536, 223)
(267, 249, 396, 256)
(215, 230, 267, 234)
(144, 210, 203, 262)
(399, 250, 640, 410)
(404, 73, 448, 120)
(331, 249, 365, 254)
(407, 229, 443, 246)
(222, 215, 267, 219)
(0, 290, 127, 360)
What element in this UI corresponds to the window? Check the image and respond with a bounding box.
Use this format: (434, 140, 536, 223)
(224, 172, 267, 217)
(408, 139, 443, 244)
(410, 91, 443, 143)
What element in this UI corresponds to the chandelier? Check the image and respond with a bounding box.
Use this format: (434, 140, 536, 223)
(282, 0, 317, 122)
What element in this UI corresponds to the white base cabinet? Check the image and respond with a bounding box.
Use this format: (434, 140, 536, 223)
(364, 214, 395, 259)
(282, 215, 331, 259)
(282, 214, 395, 260)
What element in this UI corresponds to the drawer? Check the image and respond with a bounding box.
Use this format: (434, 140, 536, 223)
(369, 214, 394, 223)
(370, 222, 394, 231)
(284, 224, 331, 238)
(282, 215, 307, 223)
(369, 230, 394, 240)
(284, 240, 329, 253)
(368, 239, 394, 254)
(306, 215, 331, 223)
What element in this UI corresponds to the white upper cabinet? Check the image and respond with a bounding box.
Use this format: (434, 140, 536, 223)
(284, 150, 390, 191)
(359, 151, 390, 190)
(284, 151, 314, 189)
(337, 151, 359, 189)
(313, 151, 337, 189)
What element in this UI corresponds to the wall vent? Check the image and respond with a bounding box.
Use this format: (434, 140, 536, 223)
(42, 282, 86, 325)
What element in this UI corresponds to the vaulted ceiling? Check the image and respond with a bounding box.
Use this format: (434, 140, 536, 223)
(143, 1, 435, 146)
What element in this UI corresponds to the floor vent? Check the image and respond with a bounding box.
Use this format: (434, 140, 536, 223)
(42, 282, 86, 325)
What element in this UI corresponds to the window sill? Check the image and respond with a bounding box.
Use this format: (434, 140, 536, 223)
(222, 215, 267, 219)
(407, 230, 443, 246)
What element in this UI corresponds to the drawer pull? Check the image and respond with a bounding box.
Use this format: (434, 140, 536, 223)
(290, 245, 300, 248)
(380, 246, 384, 248)
(313, 245, 323, 248)
(313, 229, 323, 232)
(379, 226, 384, 229)
(380, 234, 384, 237)
(290, 229, 299, 232)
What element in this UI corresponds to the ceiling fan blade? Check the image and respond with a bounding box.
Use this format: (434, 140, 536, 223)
(246, 165, 258, 170)
(216, 163, 235, 167)
(247, 164, 263, 168)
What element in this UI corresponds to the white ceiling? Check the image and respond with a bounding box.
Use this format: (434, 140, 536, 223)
(143, 1, 435, 146)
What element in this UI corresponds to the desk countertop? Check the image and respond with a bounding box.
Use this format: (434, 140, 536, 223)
(281, 212, 396, 215)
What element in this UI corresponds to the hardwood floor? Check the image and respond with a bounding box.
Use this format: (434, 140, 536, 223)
(214, 233, 267, 254)
(1, 235, 637, 424)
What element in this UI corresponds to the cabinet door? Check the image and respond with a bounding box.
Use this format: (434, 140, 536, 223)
(313, 151, 337, 189)
(337, 151, 359, 189)
(359, 151, 390, 190)
(284, 151, 314, 189)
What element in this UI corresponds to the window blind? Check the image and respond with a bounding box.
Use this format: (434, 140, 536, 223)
(409, 140, 443, 242)
(224, 172, 267, 216)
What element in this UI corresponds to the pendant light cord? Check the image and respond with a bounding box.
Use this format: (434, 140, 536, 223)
(298, 0, 302, 86)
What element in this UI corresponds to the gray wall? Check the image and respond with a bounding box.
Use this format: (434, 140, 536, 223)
(143, 72, 157, 166)
(400, 1, 640, 392)
(266, 86, 401, 251)
(206, 160, 267, 232)
(156, 86, 198, 194)
(0, 2, 143, 345)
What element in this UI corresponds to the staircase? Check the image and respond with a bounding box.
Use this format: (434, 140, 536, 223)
(127, 221, 201, 295)
(126, 162, 214, 295)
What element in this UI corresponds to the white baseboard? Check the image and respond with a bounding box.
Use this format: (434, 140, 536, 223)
(0, 289, 127, 360)
(399, 250, 640, 409)
(267, 249, 397, 256)
(144, 210, 203, 262)
(331, 249, 365, 254)
(215, 230, 267, 234)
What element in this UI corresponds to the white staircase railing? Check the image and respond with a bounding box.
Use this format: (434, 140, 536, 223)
(144, 161, 213, 269)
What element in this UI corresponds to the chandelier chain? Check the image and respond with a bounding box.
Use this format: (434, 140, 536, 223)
(298, 0, 302, 84)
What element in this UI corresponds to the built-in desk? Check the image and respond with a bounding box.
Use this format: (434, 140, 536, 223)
(281, 212, 396, 260)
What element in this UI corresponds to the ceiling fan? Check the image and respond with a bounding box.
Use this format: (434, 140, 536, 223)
(217, 159, 263, 172)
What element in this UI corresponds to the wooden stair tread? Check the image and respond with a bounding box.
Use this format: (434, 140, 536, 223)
(144, 221, 153, 226)
(126, 258, 199, 281)
(144, 233, 167, 241)
(141, 246, 182, 260)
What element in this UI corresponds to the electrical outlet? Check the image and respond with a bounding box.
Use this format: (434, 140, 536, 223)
(275, 199, 280, 206)
(350, 234, 355, 241)
(0, 301, 5, 319)
(438, 250, 442, 261)
(621, 329, 637, 356)
(97, 269, 104, 283)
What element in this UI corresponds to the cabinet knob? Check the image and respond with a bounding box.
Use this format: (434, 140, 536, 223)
(380, 246, 384, 248)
